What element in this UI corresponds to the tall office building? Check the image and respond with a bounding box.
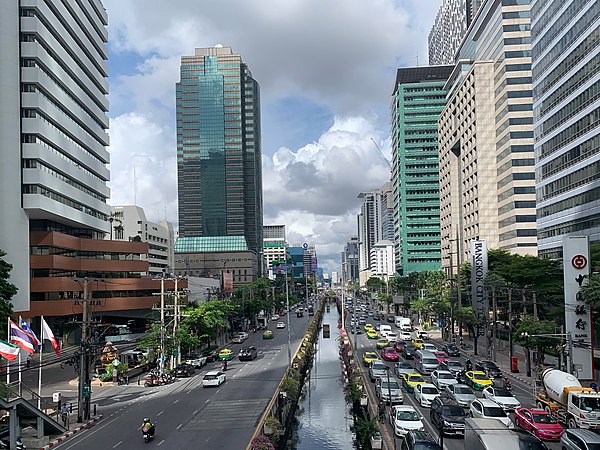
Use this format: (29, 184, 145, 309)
(263, 224, 287, 273)
(531, 0, 600, 259)
(391, 66, 453, 275)
(428, 0, 483, 65)
(176, 46, 263, 268)
(341, 236, 359, 283)
(439, 0, 537, 268)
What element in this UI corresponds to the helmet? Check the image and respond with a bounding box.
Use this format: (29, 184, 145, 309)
(143, 417, 149, 422)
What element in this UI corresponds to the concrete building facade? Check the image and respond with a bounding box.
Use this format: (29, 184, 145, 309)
(531, 0, 600, 259)
(263, 224, 287, 272)
(341, 236, 359, 283)
(391, 66, 453, 275)
(370, 240, 396, 283)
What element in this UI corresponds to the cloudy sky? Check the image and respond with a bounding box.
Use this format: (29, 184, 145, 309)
(103, 0, 442, 274)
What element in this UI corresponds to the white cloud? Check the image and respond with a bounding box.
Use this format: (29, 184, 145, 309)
(102, 0, 442, 274)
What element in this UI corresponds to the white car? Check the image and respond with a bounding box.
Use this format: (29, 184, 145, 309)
(386, 332, 398, 342)
(469, 398, 514, 428)
(399, 331, 412, 341)
(202, 370, 226, 387)
(389, 405, 425, 437)
(417, 330, 429, 340)
(414, 383, 440, 408)
(482, 386, 521, 411)
(276, 322, 286, 329)
(430, 370, 458, 389)
(185, 355, 207, 368)
(423, 343, 437, 352)
(271, 315, 279, 321)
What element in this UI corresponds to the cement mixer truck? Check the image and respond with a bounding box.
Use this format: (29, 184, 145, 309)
(536, 368, 600, 429)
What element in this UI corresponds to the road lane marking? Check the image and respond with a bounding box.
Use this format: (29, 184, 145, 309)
(176, 423, 182, 430)
(157, 410, 164, 416)
(194, 408, 200, 414)
(113, 441, 122, 448)
(157, 439, 165, 446)
(173, 399, 179, 404)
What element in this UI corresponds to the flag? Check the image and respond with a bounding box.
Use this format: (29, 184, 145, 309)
(41, 318, 60, 356)
(9, 320, 35, 354)
(20, 319, 40, 347)
(0, 340, 20, 361)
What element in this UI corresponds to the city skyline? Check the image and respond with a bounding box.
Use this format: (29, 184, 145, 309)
(102, 0, 443, 274)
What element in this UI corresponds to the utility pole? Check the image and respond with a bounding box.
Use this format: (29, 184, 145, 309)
(160, 271, 165, 375)
(285, 263, 291, 366)
(455, 229, 463, 336)
(75, 278, 94, 423)
(508, 287, 513, 360)
(567, 331, 574, 375)
(533, 291, 538, 319)
(492, 286, 497, 362)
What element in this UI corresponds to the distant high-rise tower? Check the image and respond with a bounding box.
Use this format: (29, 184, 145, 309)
(532, 0, 600, 259)
(341, 236, 359, 282)
(391, 66, 453, 275)
(176, 46, 263, 262)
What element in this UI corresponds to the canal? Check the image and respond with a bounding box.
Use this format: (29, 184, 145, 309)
(289, 303, 355, 449)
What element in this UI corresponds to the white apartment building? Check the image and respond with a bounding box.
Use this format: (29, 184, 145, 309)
(263, 224, 287, 272)
(369, 240, 395, 282)
(109, 206, 175, 276)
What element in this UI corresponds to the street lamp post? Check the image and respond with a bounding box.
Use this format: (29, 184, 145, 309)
(285, 263, 292, 366)
(521, 332, 532, 377)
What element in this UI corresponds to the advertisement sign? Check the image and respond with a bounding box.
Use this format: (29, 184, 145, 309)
(563, 236, 592, 379)
(470, 240, 488, 318)
(222, 271, 234, 293)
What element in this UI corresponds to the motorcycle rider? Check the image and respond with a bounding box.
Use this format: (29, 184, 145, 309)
(141, 417, 155, 438)
(465, 359, 473, 371)
(221, 360, 228, 371)
(503, 377, 512, 390)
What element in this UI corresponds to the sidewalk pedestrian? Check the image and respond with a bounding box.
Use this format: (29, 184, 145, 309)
(378, 400, 385, 423)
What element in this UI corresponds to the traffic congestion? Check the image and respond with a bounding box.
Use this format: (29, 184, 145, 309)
(345, 299, 582, 450)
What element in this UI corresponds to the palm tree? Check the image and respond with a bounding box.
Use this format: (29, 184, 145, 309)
(582, 274, 600, 308)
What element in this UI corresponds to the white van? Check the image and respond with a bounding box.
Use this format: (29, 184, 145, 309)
(414, 350, 439, 374)
(379, 324, 392, 337)
(395, 317, 412, 330)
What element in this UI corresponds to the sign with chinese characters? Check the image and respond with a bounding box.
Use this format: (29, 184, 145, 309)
(563, 236, 592, 379)
(470, 240, 488, 318)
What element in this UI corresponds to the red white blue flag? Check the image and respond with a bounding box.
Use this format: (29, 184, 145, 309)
(20, 319, 40, 347)
(9, 320, 35, 354)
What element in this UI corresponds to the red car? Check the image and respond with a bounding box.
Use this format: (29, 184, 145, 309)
(514, 408, 564, 441)
(381, 347, 399, 362)
(434, 351, 449, 364)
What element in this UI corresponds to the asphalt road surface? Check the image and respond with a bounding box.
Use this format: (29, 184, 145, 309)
(55, 312, 311, 450)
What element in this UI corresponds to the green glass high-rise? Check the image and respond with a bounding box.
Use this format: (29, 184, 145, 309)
(391, 66, 453, 275)
(176, 46, 263, 258)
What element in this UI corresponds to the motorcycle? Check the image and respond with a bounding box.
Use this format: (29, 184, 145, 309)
(221, 361, 228, 371)
(143, 374, 162, 387)
(0, 437, 25, 449)
(503, 377, 512, 391)
(142, 423, 156, 443)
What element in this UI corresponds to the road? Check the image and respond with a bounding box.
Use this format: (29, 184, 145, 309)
(55, 312, 311, 450)
(350, 318, 562, 450)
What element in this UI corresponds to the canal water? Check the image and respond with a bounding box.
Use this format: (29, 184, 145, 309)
(290, 304, 355, 449)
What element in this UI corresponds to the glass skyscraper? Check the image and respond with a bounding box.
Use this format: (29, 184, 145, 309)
(176, 46, 263, 258)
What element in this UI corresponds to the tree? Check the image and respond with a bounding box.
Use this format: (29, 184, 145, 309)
(514, 315, 556, 364)
(0, 249, 16, 339)
(582, 274, 600, 309)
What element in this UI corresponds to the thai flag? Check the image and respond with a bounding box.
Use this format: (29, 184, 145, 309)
(9, 320, 35, 354)
(20, 319, 40, 347)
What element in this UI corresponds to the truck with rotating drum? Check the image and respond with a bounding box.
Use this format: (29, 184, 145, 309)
(535, 368, 600, 429)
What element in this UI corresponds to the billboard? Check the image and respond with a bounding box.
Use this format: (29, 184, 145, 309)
(563, 236, 593, 379)
(222, 271, 234, 293)
(470, 240, 488, 318)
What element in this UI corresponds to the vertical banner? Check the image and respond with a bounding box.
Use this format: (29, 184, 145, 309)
(470, 240, 488, 320)
(222, 272, 234, 293)
(563, 236, 592, 379)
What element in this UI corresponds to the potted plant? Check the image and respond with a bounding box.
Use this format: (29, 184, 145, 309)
(371, 431, 383, 449)
(263, 416, 280, 436)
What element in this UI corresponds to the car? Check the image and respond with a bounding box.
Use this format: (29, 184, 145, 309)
(376, 377, 404, 404)
(430, 397, 466, 436)
(270, 315, 279, 321)
(416, 331, 430, 340)
(185, 354, 208, 368)
(232, 333, 246, 343)
(381, 347, 400, 362)
(433, 351, 449, 364)
(399, 331, 412, 341)
(411, 338, 425, 349)
(349, 326, 363, 335)
(387, 315, 396, 323)
(386, 332, 399, 342)
(394, 361, 416, 377)
(394, 341, 407, 352)
(364, 323, 374, 331)
(402, 373, 426, 393)
(514, 408, 564, 441)
(366, 329, 379, 339)
(358, 318, 367, 325)
(376, 338, 390, 349)
(444, 383, 477, 408)
(239, 346, 258, 361)
(202, 370, 226, 387)
(442, 342, 460, 357)
(402, 430, 441, 450)
(373, 314, 381, 321)
(218, 349, 234, 361)
(262, 330, 274, 339)
(423, 343, 437, 352)
(414, 383, 441, 408)
(483, 386, 521, 411)
(237, 331, 248, 340)
(276, 322, 285, 329)
(369, 360, 389, 382)
(475, 360, 503, 378)
(431, 370, 458, 389)
(441, 359, 464, 376)
(469, 398, 514, 428)
(389, 405, 425, 437)
(201, 348, 219, 363)
(464, 371, 493, 390)
(174, 364, 195, 377)
(560, 429, 600, 450)
(362, 351, 380, 367)
(403, 345, 417, 359)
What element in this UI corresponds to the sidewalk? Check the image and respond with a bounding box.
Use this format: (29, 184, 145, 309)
(38, 415, 102, 449)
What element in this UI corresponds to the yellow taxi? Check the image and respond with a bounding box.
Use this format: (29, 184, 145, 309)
(218, 349, 234, 361)
(411, 338, 425, 349)
(362, 351, 380, 367)
(364, 323, 374, 332)
(464, 371, 493, 390)
(402, 373, 426, 393)
(376, 338, 390, 349)
(366, 329, 378, 339)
